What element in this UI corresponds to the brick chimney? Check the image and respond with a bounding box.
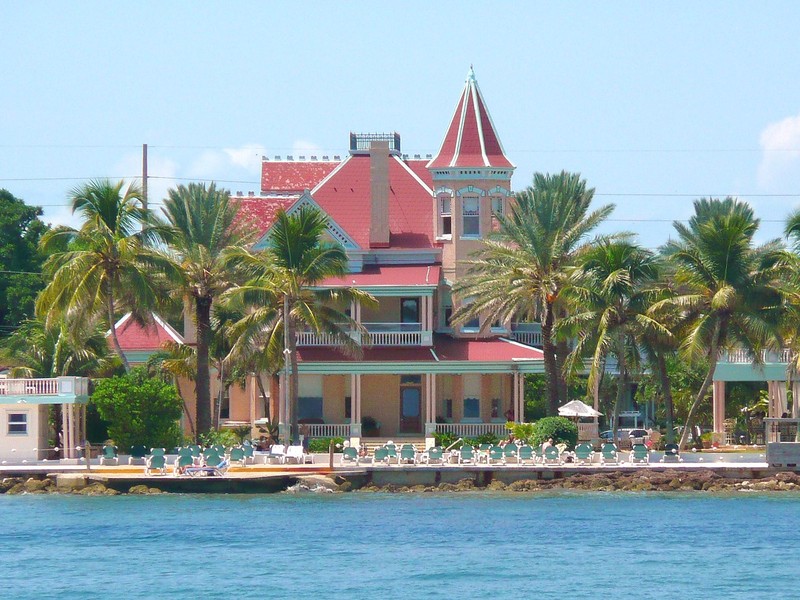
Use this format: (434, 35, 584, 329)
(369, 141, 390, 248)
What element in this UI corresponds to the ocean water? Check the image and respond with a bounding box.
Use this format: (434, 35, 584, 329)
(1, 491, 798, 599)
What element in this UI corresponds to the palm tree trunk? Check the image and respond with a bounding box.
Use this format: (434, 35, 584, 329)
(256, 375, 270, 420)
(656, 351, 675, 443)
(106, 280, 130, 372)
(285, 299, 300, 445)
(541, 302, 560, 416)
(555, 338, 570, 405)
(612, 337, 626, 444)
(195, 296, 213, 436)
(679, 322, 721, 449)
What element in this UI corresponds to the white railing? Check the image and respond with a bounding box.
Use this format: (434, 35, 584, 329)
(510, 331, 542, 346)
(296, 322, 426, 347)
(434, 423, 508, 437)
(0, 378, 60, 395)
(721, 349, 792, 364)
(364, 331, 421, 346)
(296, 331, 342, 346)
(306, 423, 351, 438)
(764, 418, 800, 443)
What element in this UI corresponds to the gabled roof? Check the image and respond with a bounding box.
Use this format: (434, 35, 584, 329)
(311, 155, 436, 249)
(236, 194, 299, 241)
(428, 67, 514, 170)
(261, 161, 337, 194)
(109, 313, 184, 352)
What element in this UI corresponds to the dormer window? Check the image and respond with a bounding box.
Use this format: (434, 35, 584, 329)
(439, 196, 452, 237)
(462, 197, 480, 237)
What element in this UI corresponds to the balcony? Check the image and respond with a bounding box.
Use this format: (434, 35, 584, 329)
(509, 323, 542, 347)
(296, 322, 432, 347)
(719, 349, 792, 364)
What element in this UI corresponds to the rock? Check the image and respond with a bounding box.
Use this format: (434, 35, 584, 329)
(128, 485, 151, 495)
(507, 479, 540, 492)
(454, 478, 475, 491)
(79, 483, 115, 496)
(409, 485, 427, 493)
(338, 481, 353, 492)
(486, 480, 507, 491)
(437, 482, 457, 491)
(296, 475, 339, 492)
(0, 478, 22, 493)
(5, 483, 25, 495)
(147, 487, 163, 495)
(24, 478, 53, 493)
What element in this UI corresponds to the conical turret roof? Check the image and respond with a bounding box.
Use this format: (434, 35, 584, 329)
(428, 67, 514, 170)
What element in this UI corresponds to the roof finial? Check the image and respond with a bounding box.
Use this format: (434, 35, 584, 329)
(467, 64, 476, 82)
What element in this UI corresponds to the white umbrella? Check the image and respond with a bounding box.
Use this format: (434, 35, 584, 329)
(558, 399, 603, 418)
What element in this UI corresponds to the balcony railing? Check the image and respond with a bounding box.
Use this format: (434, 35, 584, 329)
(0, 378, 60, 395)
(510, 330, 542, 347)
(720, 349, 792, 364)
(434, 423, 508, 437)
(296, 322, 426, 347)
(306, 423, 351, 438)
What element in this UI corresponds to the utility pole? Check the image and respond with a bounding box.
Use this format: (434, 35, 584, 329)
(142, 143, 148, 211)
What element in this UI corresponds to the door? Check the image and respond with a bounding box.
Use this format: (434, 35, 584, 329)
(400, 298, 420, 332)
(399, 386, 421, 433)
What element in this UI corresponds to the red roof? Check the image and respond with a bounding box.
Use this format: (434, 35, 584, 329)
(261, 161, 337, 194)
(433, 335, 543, 362)
(295, 335, 542, 364)
(236, 195, 298, 240)
(312, 155, 435, 249)
(110, 313, 184, 352)
(320, 265, 440, 287)
(428, 68, 513, 169)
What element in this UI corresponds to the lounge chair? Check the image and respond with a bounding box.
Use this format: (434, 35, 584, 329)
(503, 444, 519, 465)
(574, 443, 594, 466)
(242, 444, 255, 464)
(177, 447, 193, 458)
(517, 445, 535, 465)
(189, 445, 202, 457)
(458, 444, 476, 465)
(145, 454, 167, 475)
(211, 444, 226, 456)
(186, 457, 230, 477)
(660, 443, 683, 463)
(267, 444, 286, 464)
(285, 445, 310, 465)
(341, 446, 359, 466)
(600, 443, 619, 465)
(373, 447, 389, 464)
(384, 444, 398, 465)
(174, 454, 194, 475)
(150, 447, 166, 457)
(534, 444, 544, 464)
(399, 444, 417, 465)
(100, 445, 118, 466)
(629, 443, 650, 465)
(129, 445, 148, 465)
(204, 452, 224, 468)
(478, 443, 493, 463)
(487, 445, 505, 465)
(229, 447, 247, 467)
(424, 446, 444, 465)
(543, 446, 562, 466)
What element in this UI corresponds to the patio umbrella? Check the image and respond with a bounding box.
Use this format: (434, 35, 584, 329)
(558, 400, 603, 418)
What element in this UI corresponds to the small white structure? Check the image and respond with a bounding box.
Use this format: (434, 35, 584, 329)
(0, 377, 89, 463)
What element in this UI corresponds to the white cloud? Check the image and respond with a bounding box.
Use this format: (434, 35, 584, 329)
(757, 113, 800, 189)
(224, 144, 266, 172)
(292, 139, 322, 158)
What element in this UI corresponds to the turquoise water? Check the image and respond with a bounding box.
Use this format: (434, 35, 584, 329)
(2, 491, 798, 599)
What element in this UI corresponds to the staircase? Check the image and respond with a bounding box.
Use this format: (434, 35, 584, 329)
(358, 437, 428, 454)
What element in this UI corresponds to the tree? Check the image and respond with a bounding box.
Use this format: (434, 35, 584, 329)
(223, 206, 374, 443)
(559, 238, 668, 442)
(157, 182, 250, 436)
(91, 367, 183, 450)
(658, 198, 788, 448)
(452, 171, 613, 415)
(0, 189, 48, 333)
(36, 179, 166, 371)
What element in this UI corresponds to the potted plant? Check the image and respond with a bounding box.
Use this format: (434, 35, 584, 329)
(362, 416, 380, 437)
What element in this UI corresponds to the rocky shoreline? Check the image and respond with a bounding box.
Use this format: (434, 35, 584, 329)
(0, 477, 165, 496)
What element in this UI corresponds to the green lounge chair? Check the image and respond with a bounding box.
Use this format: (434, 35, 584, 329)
(242, 444, 255, 464)
(341, 446, 359, 466)
(574, 443, 594, 466)
(543, 445, 561, 466)
(189, 445, 202, 457)
(150, 447, 166, 457)
(425, 446, 444, 465)
(229, 447, 247, 467)
(399, 444, 417, 465)
(629, 443, 650, 465)
(129, 445, 148, 465)
(145, 454, 167, 475)
(174, 454, 194, 475)
(204, 452, 223, 467)
(374, 447, 389, 464)
(517, 445, 534, 465)
(384, 444, 398, 465)
(212, 444, 226, 456)
(487, 445, 505, 465)
(478, 443, 493, 463)
(600, 443, 619, 465)
(534, 444, 544, 464)
(503, 444, 519, 465)
(459, 444, 475, 465)
(100, 445, 118, 466)
(660, 443, 683, 463)
(177, 447, 193, 458)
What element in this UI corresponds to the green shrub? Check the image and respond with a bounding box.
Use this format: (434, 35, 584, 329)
(308, 437, 345, 453)
(91, 367, 183, 451)
(432, 431, 499, 449)
(508, 422, 536, 445)
(198, 428, 239, 448)
(531, 417, 578, 449)
(432, 431, 459, 449)
(464, 432, 500, 447)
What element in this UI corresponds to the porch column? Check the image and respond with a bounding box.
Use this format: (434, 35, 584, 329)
(512, 371, 524, 423)
(65, 403, 73, 459)
(351, 373, 362, 425)
(712, 380, 726, 434)
(60, 403, 68, 459)
(278, 372, 288, 441)
(793, 380, 800, 419)
(426, 296, 434, 330)
(767, 381, 787, 418)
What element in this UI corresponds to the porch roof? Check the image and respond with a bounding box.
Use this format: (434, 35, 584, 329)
(318, 265, 441, 289)
(295, 334, 544, 374)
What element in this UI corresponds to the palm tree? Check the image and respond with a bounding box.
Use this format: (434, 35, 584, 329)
(452, 171, 613, 415)
(658, 198, 788, 448)
(559, 238, 669, 442)
(36, 179, 166, 371)
(222, 206, 374, 443)
(157, 182, 249, 436)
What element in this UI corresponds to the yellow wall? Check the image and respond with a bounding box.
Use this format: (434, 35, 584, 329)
(323, 375, 346, 423)
(361, 374, 400, 435)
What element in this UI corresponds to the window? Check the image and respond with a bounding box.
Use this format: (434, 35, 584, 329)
(298, 397, 323, 421)
(220, 387, 230, 420)
(462, 197, 480, 237)
(439, 195, 452, 237)
(444, 305, 453, 328)
(463, 397, 480, 419)
(345, 396, 352, 419)
(445, 399, 453, 419)
(491, 398, 501, 419)
(400, 298, 420, 330)
(8, 413, 27, 435)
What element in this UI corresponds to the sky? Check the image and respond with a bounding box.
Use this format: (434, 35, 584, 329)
(3, 1, 800, 248)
